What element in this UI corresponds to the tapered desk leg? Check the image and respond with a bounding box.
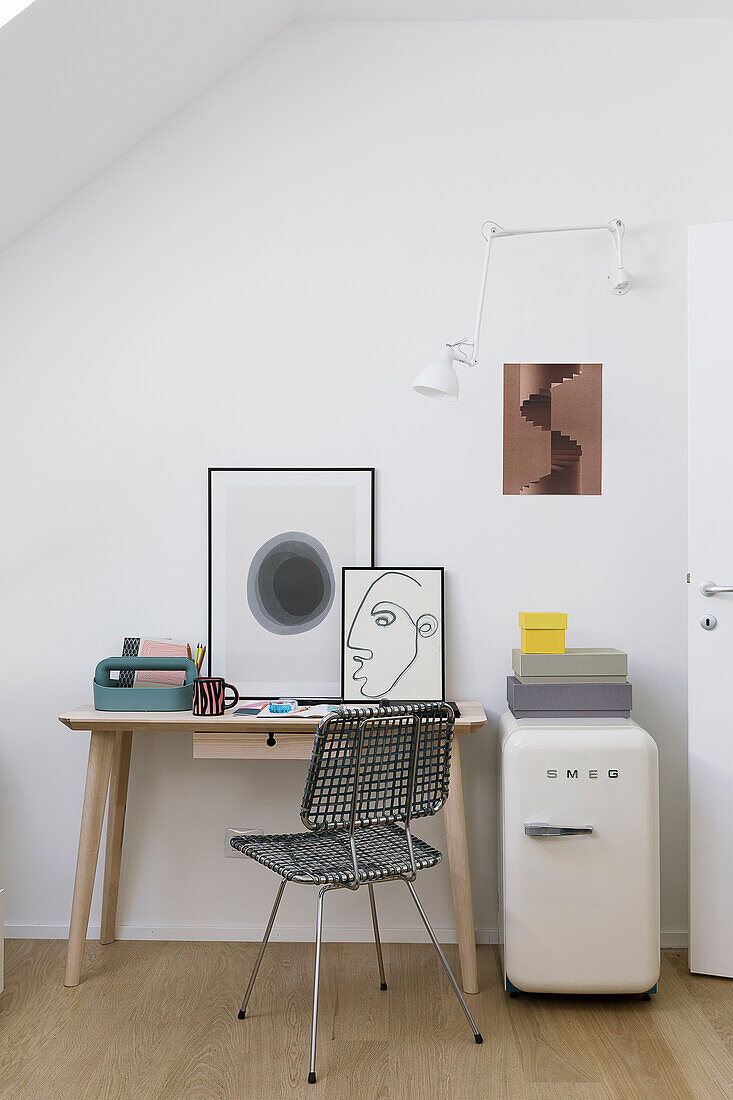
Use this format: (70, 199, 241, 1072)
(100, 730, 133, 945)
(443, 735, 479, 994)
(64, 729, 115, 987)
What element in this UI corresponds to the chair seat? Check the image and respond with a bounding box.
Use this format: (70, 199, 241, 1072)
(230, 822, 442, 885)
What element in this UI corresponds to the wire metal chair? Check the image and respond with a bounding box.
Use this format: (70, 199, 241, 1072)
(230, 702, 482, 1084)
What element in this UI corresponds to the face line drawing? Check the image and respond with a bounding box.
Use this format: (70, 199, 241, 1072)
(346, 571, 438, 698)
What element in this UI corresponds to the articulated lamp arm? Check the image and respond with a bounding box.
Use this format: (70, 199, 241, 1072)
(460, 219, 628, 367)
(413, 218, 630, 400)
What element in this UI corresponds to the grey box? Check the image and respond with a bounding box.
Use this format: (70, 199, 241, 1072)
(512, 648, 628, 679)
(507, 676, 632, 717)
(516, 675, 628, 684)
(509, 710, 632, 719)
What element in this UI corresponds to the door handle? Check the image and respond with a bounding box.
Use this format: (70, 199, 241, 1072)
(701, 581, 733, 597)
(524, 822, 593, 837)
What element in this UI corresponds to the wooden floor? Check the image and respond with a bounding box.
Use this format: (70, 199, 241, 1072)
(0, 942, 731, 1099)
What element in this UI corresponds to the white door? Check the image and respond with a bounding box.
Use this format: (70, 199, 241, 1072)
(688, 222, 733, 978)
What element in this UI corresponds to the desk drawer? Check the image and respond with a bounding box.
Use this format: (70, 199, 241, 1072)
(193, 729, 315, 759)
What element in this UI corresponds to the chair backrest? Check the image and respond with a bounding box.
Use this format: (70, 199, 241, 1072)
(300, 702, 455, 833)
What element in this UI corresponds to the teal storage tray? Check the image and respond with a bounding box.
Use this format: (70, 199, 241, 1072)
(93, 656, 198, 711)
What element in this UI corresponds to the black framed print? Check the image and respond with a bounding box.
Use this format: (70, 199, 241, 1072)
(208, 468, 374, 699)
(341, 567, 445, 703)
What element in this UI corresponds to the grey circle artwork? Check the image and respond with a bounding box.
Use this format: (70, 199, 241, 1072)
(247, 531, 335, 635)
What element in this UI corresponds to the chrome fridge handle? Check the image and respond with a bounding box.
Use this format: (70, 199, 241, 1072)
(524, 822, 593, 837)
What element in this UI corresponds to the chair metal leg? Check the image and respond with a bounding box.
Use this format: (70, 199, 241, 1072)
(404, 879, 483, 1044)
(238, 879, 286, 1019)
(308, 885, 332, 1084)
(368, 884, 387, 990)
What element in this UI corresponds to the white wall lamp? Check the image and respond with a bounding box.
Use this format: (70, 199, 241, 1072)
(413, 218, 631, 401)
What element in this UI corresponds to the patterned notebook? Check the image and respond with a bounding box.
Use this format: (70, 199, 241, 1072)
(120, 637, 188, 687)
(119, 638, 140, 687)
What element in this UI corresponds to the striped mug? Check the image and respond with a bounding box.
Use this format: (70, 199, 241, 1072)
(193, 676, 239, 716)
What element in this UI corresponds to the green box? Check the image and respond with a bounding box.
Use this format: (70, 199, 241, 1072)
(93, 656, 198, 711)
(511, 648, 628, 679)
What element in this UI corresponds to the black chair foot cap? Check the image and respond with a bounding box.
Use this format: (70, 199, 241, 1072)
(237, 1010, 246, 1020)
(642, 993, 651, 1001)
(380, 982, 388, 991)
(308, 1072, 317, 1084)
(509, 991, 519, 999)
(475, 1033, 483, 1044)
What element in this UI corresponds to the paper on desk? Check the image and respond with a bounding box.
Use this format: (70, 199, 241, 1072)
(233, 702, 335, 719)
(256, 704, 331, 718)
(297, 705, 331, 719)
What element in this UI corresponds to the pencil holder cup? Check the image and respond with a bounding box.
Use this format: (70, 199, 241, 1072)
(193, 677, 239, 716)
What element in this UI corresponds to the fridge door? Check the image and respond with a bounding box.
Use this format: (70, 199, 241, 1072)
(502, 718, 659, 994)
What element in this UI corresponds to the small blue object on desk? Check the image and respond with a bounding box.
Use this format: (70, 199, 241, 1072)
(93, 656, 199, 712)
(267, 699, 298, 714)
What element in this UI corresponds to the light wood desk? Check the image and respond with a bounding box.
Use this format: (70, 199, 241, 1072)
(59, 701, 487, 993)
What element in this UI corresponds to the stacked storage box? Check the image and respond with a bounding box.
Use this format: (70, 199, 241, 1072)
(508, 614, 631, 718)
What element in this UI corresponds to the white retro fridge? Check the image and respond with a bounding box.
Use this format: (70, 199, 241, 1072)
(498, 712, 660, 995)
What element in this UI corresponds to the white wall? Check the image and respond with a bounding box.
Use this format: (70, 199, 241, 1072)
(3, 17, 728, 943)
(0, 0, 291, 252)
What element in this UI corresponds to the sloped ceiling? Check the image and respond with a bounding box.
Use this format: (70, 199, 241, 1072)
(0, 0, 290, 253)
(1, 0, 729, 254)
(295, 0, 733, 17)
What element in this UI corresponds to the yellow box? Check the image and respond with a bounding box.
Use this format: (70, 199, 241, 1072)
(520, 628, 566, 654)
(518, 612, 567, 630)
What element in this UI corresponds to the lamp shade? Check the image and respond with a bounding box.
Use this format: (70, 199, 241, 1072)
(412, 346, 459, 401)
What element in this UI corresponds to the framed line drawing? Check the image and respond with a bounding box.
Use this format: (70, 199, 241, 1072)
(209, 468, 374, 699)
(341, 567, 445, 703)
